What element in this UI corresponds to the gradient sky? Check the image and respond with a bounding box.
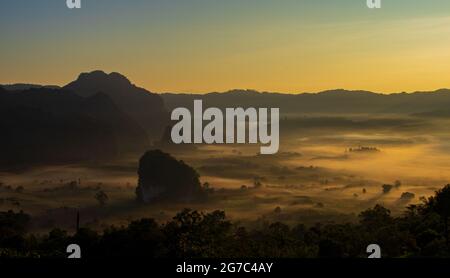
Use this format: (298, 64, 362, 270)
(1, 0, 450, 93)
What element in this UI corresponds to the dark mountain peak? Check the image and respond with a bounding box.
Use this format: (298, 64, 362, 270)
(64, 70, 169, 139)
(64, 70, 149, 99)
(77, 69, 108, 79)
(108, 71, 130, 82)
(71, 70, 132, 91)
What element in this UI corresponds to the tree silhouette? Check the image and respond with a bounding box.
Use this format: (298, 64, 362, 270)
(382, 184, 393, 194)
(95, 190, 108, 206)
(6, 185, 450, 258)
(424, 184, 450, 247)
(359, 204, 392, 229)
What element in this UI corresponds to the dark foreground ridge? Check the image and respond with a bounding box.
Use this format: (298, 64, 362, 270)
(1, 184, 450, 258)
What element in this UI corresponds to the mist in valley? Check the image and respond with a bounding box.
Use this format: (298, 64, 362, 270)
(1, 110, 449, 233)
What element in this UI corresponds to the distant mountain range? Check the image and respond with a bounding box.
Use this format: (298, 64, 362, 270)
(5, 79, 450, 117)
(161, 88, 450, 115)
(1, 84, 61, 91)
(2, 71, 450, 170)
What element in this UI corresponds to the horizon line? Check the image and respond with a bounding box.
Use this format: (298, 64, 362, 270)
(3, 81, 450, 96)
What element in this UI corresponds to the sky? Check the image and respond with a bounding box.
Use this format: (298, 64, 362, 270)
(1, 0, 450, 93)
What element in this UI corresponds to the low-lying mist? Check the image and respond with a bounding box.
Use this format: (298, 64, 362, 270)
(1, 114, 449, 232)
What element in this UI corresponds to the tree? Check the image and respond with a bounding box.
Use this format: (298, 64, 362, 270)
(274, 206, 282, 214)
(253, 177, 262, 188)
(359, 204, 392, 229)
(0, 210, 30, 239)
(382, 184, 393, 194)
(72, 228, 100, 258)
(163, 209, 232, 257)
(40, 228, 70, 257)
(0, 210, 30, 252)
(95, 190, 108, 206)
(424, 184, 450, 247)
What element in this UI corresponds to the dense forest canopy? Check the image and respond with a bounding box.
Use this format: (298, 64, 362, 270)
(1, 184, 450, 258)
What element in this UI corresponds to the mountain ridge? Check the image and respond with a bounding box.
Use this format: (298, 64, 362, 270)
(0, 86, 150, 170)
(161, 88, 450, 115)
(63, 70, 169, 139)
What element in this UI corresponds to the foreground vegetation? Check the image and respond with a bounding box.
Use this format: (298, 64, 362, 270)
(1, 185, 450, 258)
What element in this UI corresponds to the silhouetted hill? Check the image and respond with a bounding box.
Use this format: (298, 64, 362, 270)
(64, 71, 169, 139)
(79, 91, 150, 152)
(136, 150, 204, 203)
(1, 83, 60, 91)
(0, 88, 149, 170)
(161, 89, 450, 115)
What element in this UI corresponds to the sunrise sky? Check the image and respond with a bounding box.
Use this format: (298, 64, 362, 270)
(1, 0, 450, 93)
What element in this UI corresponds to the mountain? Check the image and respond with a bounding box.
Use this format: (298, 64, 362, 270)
(161, 89, 450, 115)
(64, 70, 169, 139)
(0, 88, 149, 170)
(1, 84, 60, 91)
